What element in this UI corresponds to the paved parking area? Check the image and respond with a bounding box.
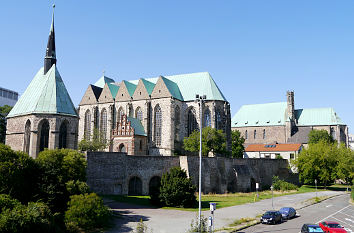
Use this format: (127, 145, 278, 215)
(317, 204, 354, 233)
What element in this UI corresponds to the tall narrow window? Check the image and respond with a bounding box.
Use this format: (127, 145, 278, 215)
(136, 107, 143, 121)
(84, 110, 91, 140)
(24, 120, 31, 154)
(330, 127, 336, 140)
(128, 104, 133, 117)
(174, 106, 181, 140)
(254, 130, 257, 139)
(100, 108, 107, 141)
(154, 105, 162, 146)
(204, 108, 211, 127)
(216, 111, 222, 129)
(263, 129, 266, 139)
(93, 107, 99, 129)
(59, 121, 68, 149)
(187, 108, 198, 136)
(39, 120, 49, 152)
(245, 130, 248, 139)
(118, 107, 124, 122)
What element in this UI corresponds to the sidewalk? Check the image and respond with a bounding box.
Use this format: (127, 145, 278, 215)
(105, 190, 344, 233)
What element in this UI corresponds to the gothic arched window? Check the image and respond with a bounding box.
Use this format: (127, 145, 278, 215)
(24, 120, 31, 154)
(84, 110, 91, 140)
(254, 130, 257, 139)
(245, 130, 248, 139)
(93, 106, 99, 130)
(187, 107, 198, 136)
(154, 105, 162, 146)
(39, 119, 49, 152)
(215, 111, 222, 130)
(204, 108, 211, 127)
(119, 143, 126, 153)
(263, 129, 266, 139)
(174, 106, 180, 141)
(59, 121, 68, 149)
(118, 107, 124, 122)
(136, 107, 143, 122)
(100, 108, 107, 141)
(128, 104, 133, 117)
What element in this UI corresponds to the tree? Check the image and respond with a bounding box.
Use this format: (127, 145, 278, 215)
(336, 143, 354, 185)
(308, 129, 334, 144)
(183, 127, 227, 156)
(231, 130, 245, 158)
(295, 141, 338, 188)
(0, 105, 12, 144)
(0, 144, 40, 204)
(78, 128, 109, 152)
(159, 167, 197, 208)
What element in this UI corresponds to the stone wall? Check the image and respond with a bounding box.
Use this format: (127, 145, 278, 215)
(87, 152, 293, 195)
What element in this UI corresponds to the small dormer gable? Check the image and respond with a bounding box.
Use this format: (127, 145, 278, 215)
(115, 80, 137, 101)
(150, 76, 173, 99)
(79, 84, 102, 106)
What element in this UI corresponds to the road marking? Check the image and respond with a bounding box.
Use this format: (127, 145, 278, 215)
(345, 218, 354, 224)
(339, 212, 354, 218)
(332, 216, 354, 228)
(326, 205, 333, 208)
(316, 205, 350, 224)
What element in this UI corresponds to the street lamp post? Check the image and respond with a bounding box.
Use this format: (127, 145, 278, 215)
(270, 185, 274, 209)
(195, 94, 206, 232)
(315, 179, 317, 199)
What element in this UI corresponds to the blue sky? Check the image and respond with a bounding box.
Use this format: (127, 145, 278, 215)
(1, 1, 353, 132)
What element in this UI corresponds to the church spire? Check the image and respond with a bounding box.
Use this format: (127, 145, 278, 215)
(44, 4, 56, 74)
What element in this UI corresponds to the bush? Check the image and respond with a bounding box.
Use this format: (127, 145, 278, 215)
(66, 180, 90, 196)
(0, 194, 21, 213)
(272, 176, 298, 191)
(0, 202, 54, 233)
(135, 219, 148, 233)
(351, 185, 354, 201)
(187, 215, 208, 233)
(64, 193, 111, 232)
(0, 144, 40, 204)
(159, 167, 197, 208)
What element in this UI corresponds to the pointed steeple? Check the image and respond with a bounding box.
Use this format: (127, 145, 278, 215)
(44, 4, 57, 74)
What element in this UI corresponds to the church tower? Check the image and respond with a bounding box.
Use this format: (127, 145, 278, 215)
(6, 5, 79, 158)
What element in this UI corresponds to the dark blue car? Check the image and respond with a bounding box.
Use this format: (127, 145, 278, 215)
(279, 207, 296, 219)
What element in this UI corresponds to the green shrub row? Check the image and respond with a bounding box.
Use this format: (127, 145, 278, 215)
(272, 176, 298, 191)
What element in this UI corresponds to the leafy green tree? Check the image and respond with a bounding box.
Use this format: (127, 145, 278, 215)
(66, 180, 90, 196)
(0, 144, 40, 204)
(0, 105, 12, 144)
(64, 193, 111, 232)
(159, 167, 197, 208)
(36, 149, 86, 213)
(295, 141, 338, 188)
(308, 129, 334, 144)
(79, 128, 109, 152)
(336, 143, 354, 184)
(183, 127, 227, 156)
(0, 194, 21, 213)
(230, 130, 245, 158)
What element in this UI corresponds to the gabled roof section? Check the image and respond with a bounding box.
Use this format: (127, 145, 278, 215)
(94, 75, 115, 88)
(295, 108, 345, 126)
(150, 76, 173, 99)
(232, 102, 288, 127)
(98, 83, 115, 103)
(107, 83, 119, 98)
(79, 84, 102, 105)
(132, 79, 151, 100)
(115, 80, 136, 101)
(123, 81, 137, 96)
(245, 143, 302, 152)
(127, 117, 147, 136)
(129, 72, 226, 101)
(8, 65, 77, 118)
(141, 79, 155, 95)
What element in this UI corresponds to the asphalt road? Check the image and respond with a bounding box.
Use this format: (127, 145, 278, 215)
(237, 194, 353, 233)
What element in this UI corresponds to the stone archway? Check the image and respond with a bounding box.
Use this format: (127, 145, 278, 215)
(149, 176, 161, 195)
(118, 143, 126, 153)
(128, 176, 142, 195)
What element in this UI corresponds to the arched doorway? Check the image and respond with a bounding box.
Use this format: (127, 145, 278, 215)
(119, 143, 126, 153)
(149, 176, 161, 195)
(39, 119, 49, 152)
(23, 120, 31, 154)
(128, 176, 142, 195)
(59, 121, 68, 149)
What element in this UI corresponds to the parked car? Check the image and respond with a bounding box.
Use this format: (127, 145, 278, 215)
(279, 207, 296, 219)
(319, 221, 347, 233)
(301, 223, 324, 233)
(260, 211, 282, 224)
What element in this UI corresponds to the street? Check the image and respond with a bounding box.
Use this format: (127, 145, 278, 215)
(237, 194, 353, 233)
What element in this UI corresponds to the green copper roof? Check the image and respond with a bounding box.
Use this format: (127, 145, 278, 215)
(107, 82, 119, 98)
(127, 117, 146, 136)
(232, 102, 287, 127)
(295, 108, 345, 126)
(130, 72, 226, 101)
(123, 81, 137, 96)
(8, 65, 78, 118)
(94, 76, 115, 88)
(141, 79, 155, 95)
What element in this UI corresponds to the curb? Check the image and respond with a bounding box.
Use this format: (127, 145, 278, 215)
(227, 193, 347, 233)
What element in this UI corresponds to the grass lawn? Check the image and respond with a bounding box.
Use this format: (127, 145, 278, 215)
(104, 184, 346, 211)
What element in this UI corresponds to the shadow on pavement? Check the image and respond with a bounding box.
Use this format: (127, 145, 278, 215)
(108, 209, 150, 233)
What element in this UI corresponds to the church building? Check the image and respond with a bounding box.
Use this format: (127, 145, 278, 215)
(232, 91, 348, 147)
(6, 6, 79, 158)
(78, 72, 231, 156)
